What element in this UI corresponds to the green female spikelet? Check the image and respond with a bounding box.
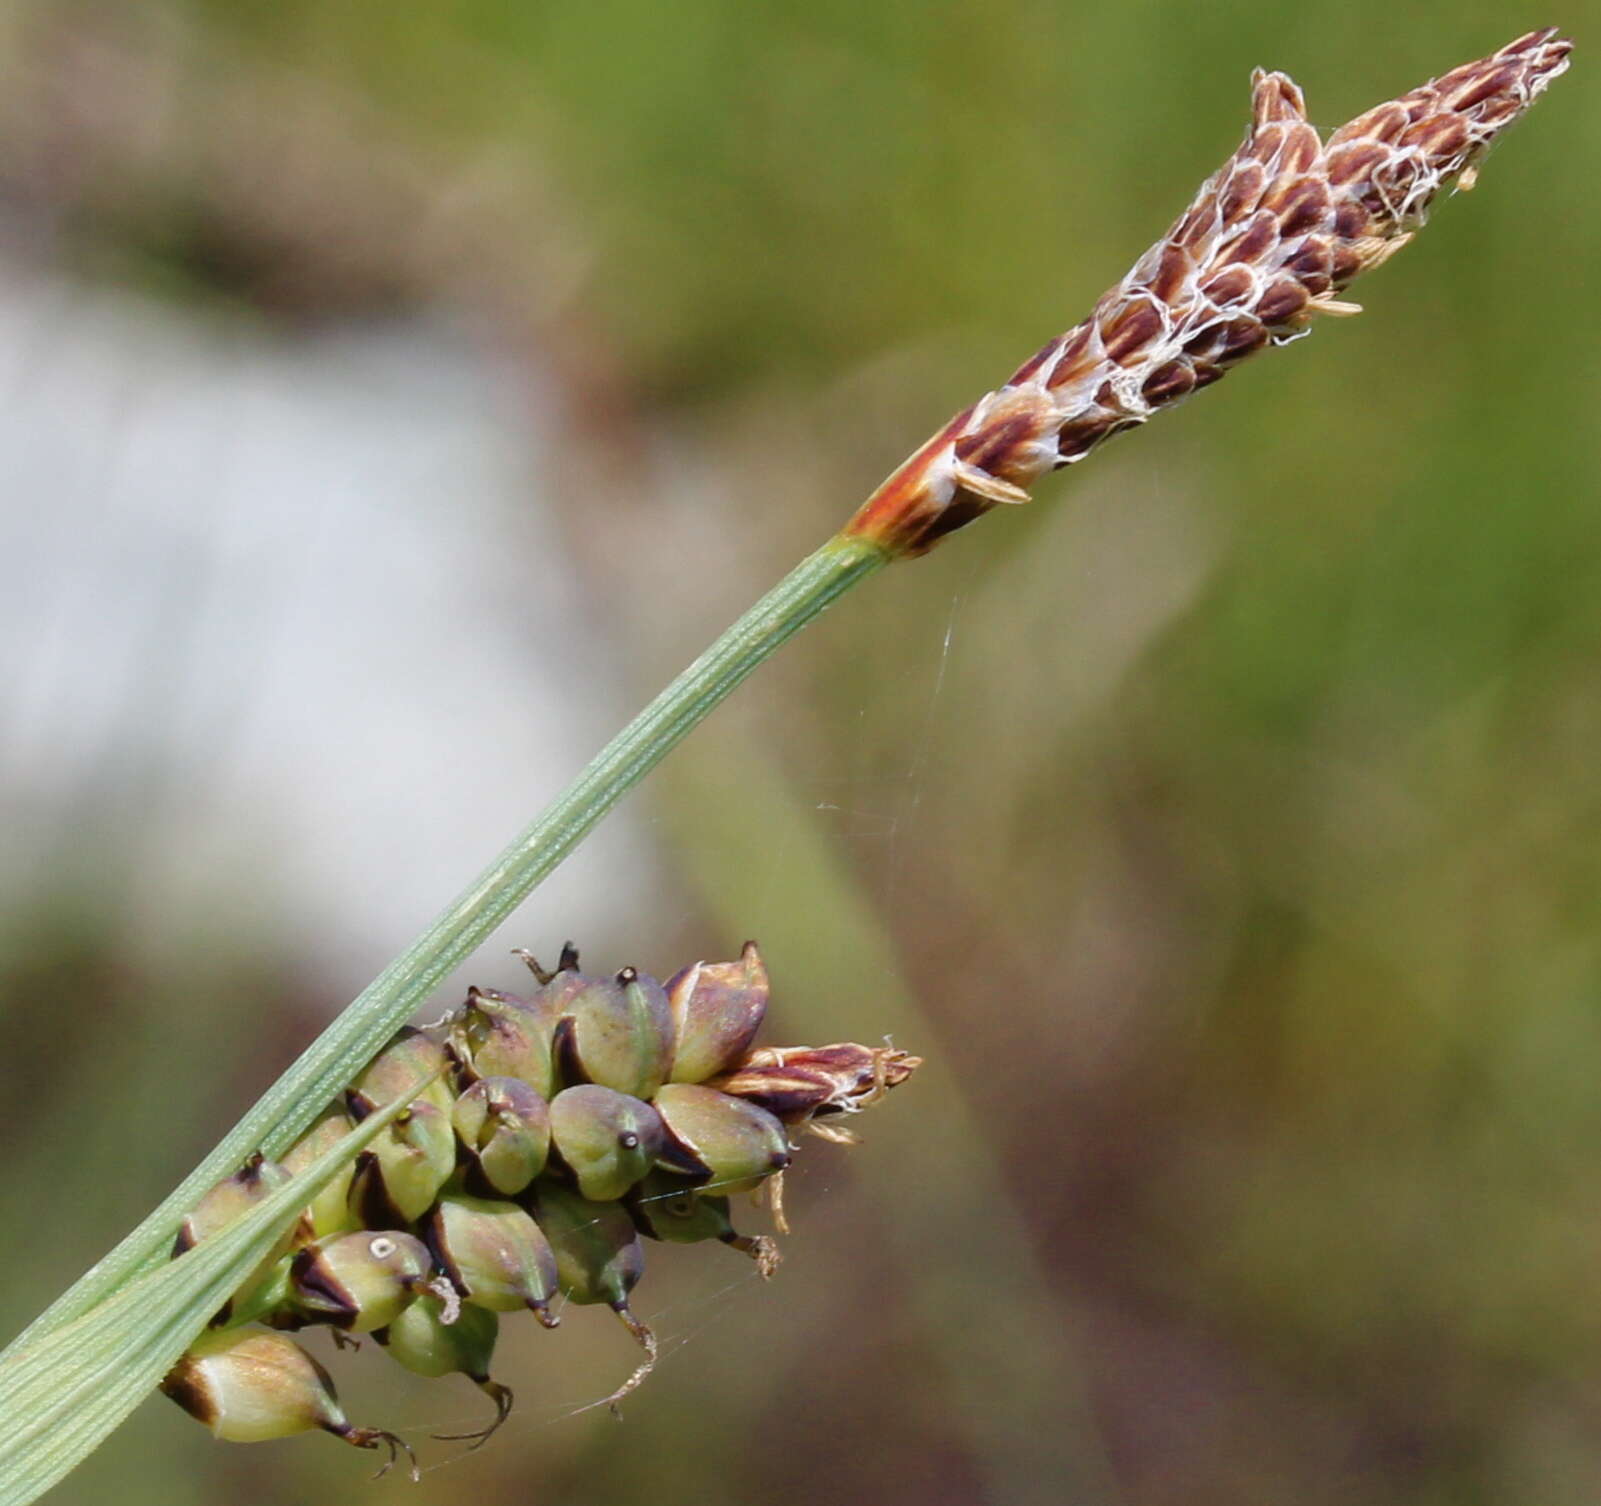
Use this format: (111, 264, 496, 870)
(161, 940, 918, 1465)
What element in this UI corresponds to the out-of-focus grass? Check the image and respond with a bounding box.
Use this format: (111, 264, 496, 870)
(2, 1, 1599, 1502)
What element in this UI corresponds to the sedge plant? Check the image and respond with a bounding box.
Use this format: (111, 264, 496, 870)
(0, 28, 1569, 1503)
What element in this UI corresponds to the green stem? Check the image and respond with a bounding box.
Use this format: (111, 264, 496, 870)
(4, 531, 889, 1359)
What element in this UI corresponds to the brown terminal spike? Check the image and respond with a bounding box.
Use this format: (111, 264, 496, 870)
(842, 28, 1571, 556)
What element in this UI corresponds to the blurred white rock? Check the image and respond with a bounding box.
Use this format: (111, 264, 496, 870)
(0, 264, 660, 1000)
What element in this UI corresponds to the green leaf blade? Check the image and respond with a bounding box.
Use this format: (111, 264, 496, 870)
(0, 1080, 432, 1506)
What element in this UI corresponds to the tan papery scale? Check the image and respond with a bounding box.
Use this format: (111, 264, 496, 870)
(844, 28, 1571, 556)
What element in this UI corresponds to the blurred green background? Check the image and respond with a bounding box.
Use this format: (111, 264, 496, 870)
(0, 2, 1595, 1503)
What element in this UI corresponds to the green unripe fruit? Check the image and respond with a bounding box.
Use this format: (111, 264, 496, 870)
(347, 1027, 455, 1118)
(288, 1230, 432, 1332)
(379, 1296, 498, 1380)
(281, 1107, 361, 1242)
(553, 967, 675, 1100)
(529, 1180, 657, 1408)
(627, 1170, 732, 1244)
(174, 1154, 297, 1252)
(378, 1297, 514, 1449)
(628, 1171, 782, 1277)
(162, 1327, 335, 1442)
(453, 1076, 550, 1196)
(548, 1085, 667, 1202)
(652, 1083, 792, 1196)
(162, 1327, 416, 1476)
(426, 1193, 560, 1327)
(528, 1180, 644, 1313)
(451, 986, 556, 1098)
(174, 1153, 306, 1324)
(349, 1101, 457, 1225)
(665, 941, 768, 1083)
